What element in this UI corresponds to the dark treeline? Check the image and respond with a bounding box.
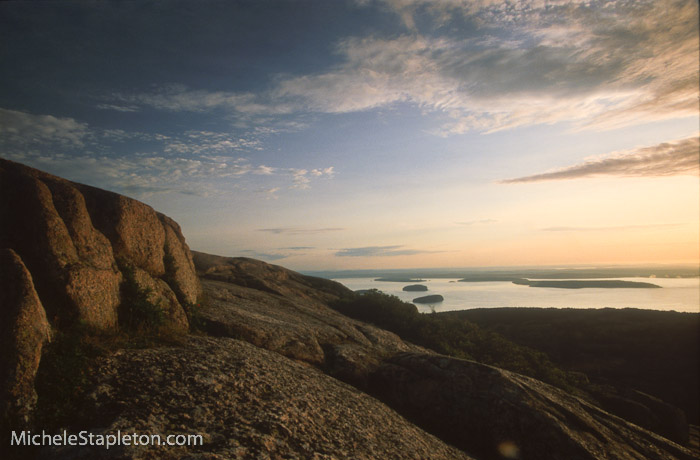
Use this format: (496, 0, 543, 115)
(332, 291, 699, 444)
(332, 290, 580, 391)
(449, 307, 699, 426)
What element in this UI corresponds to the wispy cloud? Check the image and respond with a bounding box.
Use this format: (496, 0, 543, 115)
(96, 1, 697, 136)
(239, 250, 289, 261)
(289, 167, 335, 190)
(258, 187, 280, 200)
(240, 246, 316, 261)
(96, 103, 140, 113)
(501, 135, 699, 183)
(456, 219, 498, 226)
(3, 148, 334, 199)
(1, 108, 336, 198)
(0, 108, 90, 148)
(335, 245, 434, 257)
(541, 223, 686, 232)
(163, 130, 262, 156)
(257, 227, 344, 235)
(106, 84, 294, 116)
(254, 165, 276, 175)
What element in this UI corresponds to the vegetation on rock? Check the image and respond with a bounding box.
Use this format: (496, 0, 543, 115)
(452, 308, 700, 430)
(331, 290, 577, 390)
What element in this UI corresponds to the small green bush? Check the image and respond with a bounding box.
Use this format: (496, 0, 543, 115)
(118, 264, 165, 333)
(182, 299, 207, 333)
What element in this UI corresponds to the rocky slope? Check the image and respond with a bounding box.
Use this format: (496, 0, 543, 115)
(192, 251, 426, 388)
(191, 253, 696, 460)
(1, 158, 696, 459)
(41, 336, 471, 460)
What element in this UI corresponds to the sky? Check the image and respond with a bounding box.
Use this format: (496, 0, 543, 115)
(0, 0, 698, 271)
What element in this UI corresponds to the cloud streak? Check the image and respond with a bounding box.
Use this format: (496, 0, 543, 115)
(239, 250, 289, 261)
(4, 148, 335, 200)
(455, 219, 498, 226)
(258, 227, 344, 235)
(541, 223, 686, 232)
(335, 245, 434, 257)
(290, 167, 335, 190)
(0, 108, 90, 148)
(501, 135, 699, 183)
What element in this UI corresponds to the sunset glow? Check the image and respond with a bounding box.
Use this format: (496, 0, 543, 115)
(1, 0, 698, 270)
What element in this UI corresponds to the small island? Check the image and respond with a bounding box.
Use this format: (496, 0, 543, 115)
(413, 294, 444, 304)
(403, 284, 428, 292)
(511, 279, 662, 289)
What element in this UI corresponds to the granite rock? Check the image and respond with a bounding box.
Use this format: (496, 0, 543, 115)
(0, 249, 51, 429)
(37, 336, 473, 460)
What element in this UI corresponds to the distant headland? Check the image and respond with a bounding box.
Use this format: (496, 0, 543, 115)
(511, 279, 662, 289)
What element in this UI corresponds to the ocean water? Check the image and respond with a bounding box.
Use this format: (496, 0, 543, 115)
(332, 277, 700, 313)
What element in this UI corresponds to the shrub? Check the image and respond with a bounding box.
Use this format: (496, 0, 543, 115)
(182, 298, 207, 333)
(118, 264, 165, 333)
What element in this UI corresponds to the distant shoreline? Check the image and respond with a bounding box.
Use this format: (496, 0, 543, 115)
(374, 277, 427, 283)
(510, 279, 662, 289)
(456, 277, 663, 289)
(307, 265, 699, 281)
(332, 276, 698, 312)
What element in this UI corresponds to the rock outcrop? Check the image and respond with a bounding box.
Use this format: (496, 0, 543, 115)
(0, 158, 200, 432)
(0, 158, 200, 332)
(193, 251, 349, 302)
(0, 249, 51, 430)
(193, 252, 422, 387)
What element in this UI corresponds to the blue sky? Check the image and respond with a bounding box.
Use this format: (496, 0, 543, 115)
(1, 0, 698, 270)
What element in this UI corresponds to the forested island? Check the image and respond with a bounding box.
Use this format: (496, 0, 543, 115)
(403, 284, 428, 292)
(511, 279, 662, 289)
(412, 294, 444, 303)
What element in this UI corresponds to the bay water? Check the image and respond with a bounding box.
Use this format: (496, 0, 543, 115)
(332, 277, 700, 313)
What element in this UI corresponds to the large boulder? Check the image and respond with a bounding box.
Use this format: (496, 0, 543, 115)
(0, 158, 200, 332)
(79, 187, 166, 277)
(0, 249, 51, 429)
(159, 214, 199, 305)
(0, 166, 120, 328)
